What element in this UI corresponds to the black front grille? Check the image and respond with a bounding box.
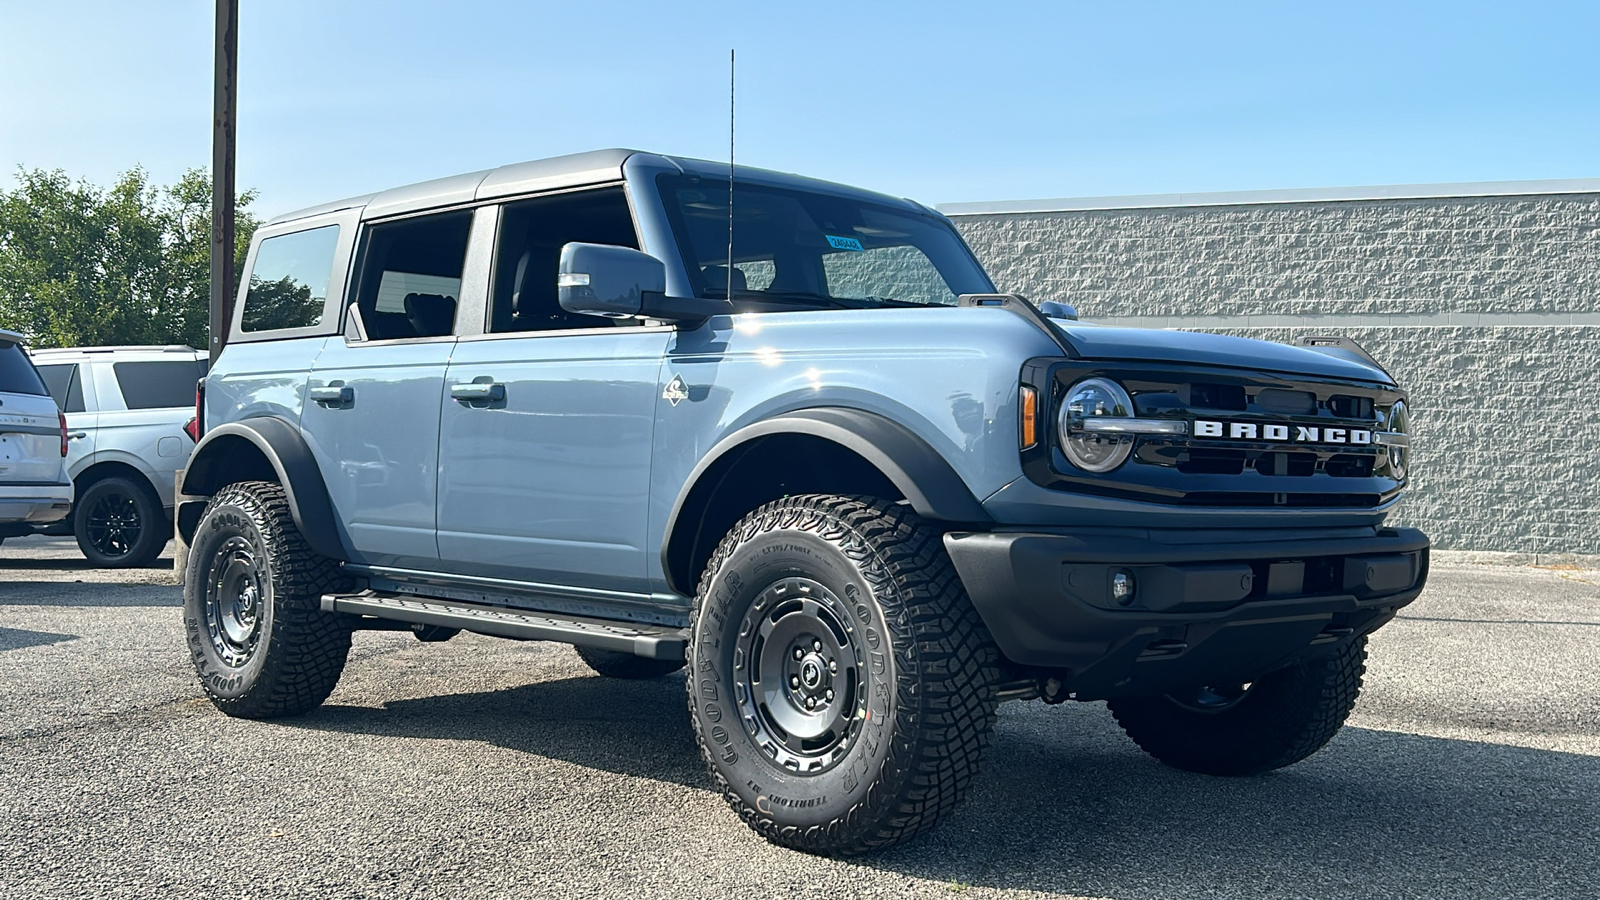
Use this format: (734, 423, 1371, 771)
(1142, 444, 1380, 478)
(1023, 359, 1406, 511)
(1177, 448, 1246, 475)
(1252, 451, 1318, 477)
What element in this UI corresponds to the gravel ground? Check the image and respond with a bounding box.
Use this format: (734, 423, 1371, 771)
(1, 535, 1596, 900)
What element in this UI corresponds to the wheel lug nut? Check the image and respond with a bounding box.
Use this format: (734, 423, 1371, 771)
(793, 647, 804, 660)
(828, 660, 837, 673)
(790, 676, 800, 688)
(825, 689, 834, 701)
(812, 640, 822, 652)
(805, 696, 816, 709)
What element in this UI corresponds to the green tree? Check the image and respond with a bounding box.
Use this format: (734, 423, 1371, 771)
(0, 167, 258, 349)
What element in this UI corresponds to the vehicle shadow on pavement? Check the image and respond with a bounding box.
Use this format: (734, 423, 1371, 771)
(0, 581, 180, 606)
(0, 556, 174, 572)
(300, 674, 1599, 898)
(0, 625, 78, 650)
(309, 673, 712, 790)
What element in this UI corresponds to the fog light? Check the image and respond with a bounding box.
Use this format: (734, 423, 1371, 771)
(1111, 570, 1136, 606)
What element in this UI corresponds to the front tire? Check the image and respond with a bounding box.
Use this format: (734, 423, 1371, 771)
(1107, 636, 1368, 776)
(74, 475, 167, 568)
(183, 480, 354, 719)
(688, 494, 1000, 855)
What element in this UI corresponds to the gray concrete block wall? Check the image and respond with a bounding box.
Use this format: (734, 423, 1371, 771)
(948, 191, 1600, 555)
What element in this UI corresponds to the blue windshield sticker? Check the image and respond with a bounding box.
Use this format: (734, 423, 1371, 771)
(825, 235, 865, 252)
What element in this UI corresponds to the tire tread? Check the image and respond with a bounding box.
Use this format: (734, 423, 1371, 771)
(687, 494, 999, 854)
(184, 480, 353, 719)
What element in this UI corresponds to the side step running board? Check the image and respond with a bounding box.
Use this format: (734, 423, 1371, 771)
(321, 590, 688, 662)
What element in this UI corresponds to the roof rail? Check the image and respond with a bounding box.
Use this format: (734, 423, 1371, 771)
(32, 345, 203, 354)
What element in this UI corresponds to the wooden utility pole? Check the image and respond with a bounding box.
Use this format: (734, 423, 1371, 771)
(209, 0, 238, 364)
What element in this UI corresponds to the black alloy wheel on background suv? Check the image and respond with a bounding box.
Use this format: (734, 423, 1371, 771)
(73, 476, 167, 568)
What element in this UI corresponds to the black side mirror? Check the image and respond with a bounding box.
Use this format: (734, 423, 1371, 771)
(558, 243, 732, 325)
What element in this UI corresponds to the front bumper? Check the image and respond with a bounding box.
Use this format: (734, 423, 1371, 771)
(943, 526, 1429, 700)
(0, 481, 74, 533)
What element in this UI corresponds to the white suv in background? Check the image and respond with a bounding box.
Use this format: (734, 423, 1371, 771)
(0, 330, 73, 543)
(28, 345, 205, 567)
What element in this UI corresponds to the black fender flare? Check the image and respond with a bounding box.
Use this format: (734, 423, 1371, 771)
(180, 417, 346, 561)
(661, 407, 991, 594)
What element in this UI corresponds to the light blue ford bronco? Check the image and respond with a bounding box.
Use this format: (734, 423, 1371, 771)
(178, 149, 1428, 854)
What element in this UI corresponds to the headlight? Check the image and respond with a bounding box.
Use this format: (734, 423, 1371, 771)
(1058, 377, 1136, 472)
(1379, 401, 1411, 480)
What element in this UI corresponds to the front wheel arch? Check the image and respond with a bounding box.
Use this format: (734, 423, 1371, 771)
(661, 408, 991, 596)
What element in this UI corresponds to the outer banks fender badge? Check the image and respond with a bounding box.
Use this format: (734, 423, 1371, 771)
(663, 374, 689, 407)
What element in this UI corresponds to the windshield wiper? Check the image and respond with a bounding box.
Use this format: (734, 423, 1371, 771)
(847, 295, 939, 308)
(707, 289, 939, 310)
(706, 289, 855, 310)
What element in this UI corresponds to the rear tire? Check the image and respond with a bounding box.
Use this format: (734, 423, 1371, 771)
(574, 645, 685, 679)
(687, 494, 999, 855)
(1107, 636, 1368, 776)
(74, 475, 166, 568)
(183, 480, 354, 719)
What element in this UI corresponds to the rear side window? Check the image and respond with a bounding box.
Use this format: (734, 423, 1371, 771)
(0, 342, 47, 396)
(350, 211, 472, 340)
(35, 363, 85, 412)
(241, 225, 340, 332)
(112, 360, 206, 410)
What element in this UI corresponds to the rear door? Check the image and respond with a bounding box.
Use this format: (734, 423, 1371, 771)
(93, 355, 205, 508)
(301, 208, 477, 568)
(34, 361, 96, 479)
(0, 339, 64, 485)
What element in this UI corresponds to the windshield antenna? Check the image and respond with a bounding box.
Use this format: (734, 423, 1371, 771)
(727, 48, 735, 288)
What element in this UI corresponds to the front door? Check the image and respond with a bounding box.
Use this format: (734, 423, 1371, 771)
(436, 329, 668, 593)
(432, 184, 667, 597)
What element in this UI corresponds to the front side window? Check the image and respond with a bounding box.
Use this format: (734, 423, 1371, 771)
(349, 212, 472, 340)
(240, 225, 340, 332)
(489, 187, 639, 333)
(658, 175, 993, 310)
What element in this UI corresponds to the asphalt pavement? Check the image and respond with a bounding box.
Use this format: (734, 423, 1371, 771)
(1, 535, 1596, 900)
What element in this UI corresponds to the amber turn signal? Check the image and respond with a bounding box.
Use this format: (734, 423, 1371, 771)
(1019, 385, 1038, 450)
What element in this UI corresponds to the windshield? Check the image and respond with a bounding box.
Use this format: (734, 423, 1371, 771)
(658, 174, 994, 309)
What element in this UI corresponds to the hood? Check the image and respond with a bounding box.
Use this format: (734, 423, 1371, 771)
(1052, 320, 1392, 384)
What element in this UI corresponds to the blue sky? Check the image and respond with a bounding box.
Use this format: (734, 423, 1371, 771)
(2, 1, 1597, 218)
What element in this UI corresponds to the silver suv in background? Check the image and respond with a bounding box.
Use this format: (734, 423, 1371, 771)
(0, 330, 72, 544)
(29, 346, 205, 566)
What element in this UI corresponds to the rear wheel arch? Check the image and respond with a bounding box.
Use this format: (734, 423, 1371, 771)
(179, 418, 345, 561)
(74, 460, 162, 508)
(661, 408, 990, 596)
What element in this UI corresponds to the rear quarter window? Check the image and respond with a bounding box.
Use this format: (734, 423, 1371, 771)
(0, 342, 48, 396)
(112, 360, 205, 410)
(35, 363, 85, 412)
(240, 225, 340, 332)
